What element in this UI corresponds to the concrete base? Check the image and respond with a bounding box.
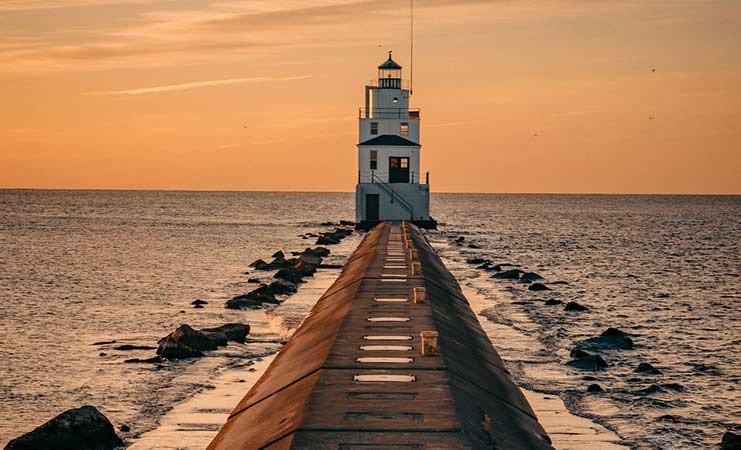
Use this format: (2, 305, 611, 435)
(356, 219, 437, 231)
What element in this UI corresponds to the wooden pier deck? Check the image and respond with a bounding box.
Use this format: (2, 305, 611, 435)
(208, 222, 553, 449)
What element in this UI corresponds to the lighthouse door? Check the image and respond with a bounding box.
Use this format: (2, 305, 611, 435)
(388, 157, 409, 183)
(365, 194, 380, 221)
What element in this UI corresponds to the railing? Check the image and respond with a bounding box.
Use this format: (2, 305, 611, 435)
(358, 108, 421, 119)
(358, 170, 429, 185)
(370, 172, 414, 219)
(367, 78, 411, 90)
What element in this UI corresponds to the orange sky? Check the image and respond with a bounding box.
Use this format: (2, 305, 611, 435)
(1, 0, 739, 193)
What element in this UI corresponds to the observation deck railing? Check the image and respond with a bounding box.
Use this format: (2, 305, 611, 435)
(358, 108, 421, 119)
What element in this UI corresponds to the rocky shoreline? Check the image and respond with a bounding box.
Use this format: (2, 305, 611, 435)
(4, 220, 357, 449)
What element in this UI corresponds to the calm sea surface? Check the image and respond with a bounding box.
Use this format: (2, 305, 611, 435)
(0, 191, 738, 448)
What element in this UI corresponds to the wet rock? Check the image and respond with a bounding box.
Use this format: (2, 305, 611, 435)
(635, 362, 662, 375)
(339, 220, 356, 227)
(570, 348, 591, 359)
(123, 356, 163, 364)
(92, 340, 116, 346)
(692, 363, 721, 375)
(113, 344, 156, 351)
(721, 431, 741, 450)
(564, 301, 589, 312)
(467, 243, 481, 249)
(544, 299, 563, 306)
(226, 287, 280, 309)
(661, 383, 685, 392)
(249, 259, 269, 270)
(119, 424, 130, 433)
(520, 272, 543, 283)
(200, 323, 250, 343)
(316, 234, 340, 245)
(528, 283, 550, 291)
(579, 328, 634, 350)
(275, 266, 304, 283)
(268, 279, 298, 296)
(566, 354, 608, 371)
(455, 236, 465, 243)
(309, 246, 330, 257)
(247, 278, 260, 283)
(321, 221, 335, 226)
(492, 269, 522, 279)
(98, 353, 107, 357)
(466, 257, 488, 265)
(271, 250, 285, 259)
(5, 405, 124, 450)
(298, 251, 323, 266)
(550, 280, 569, 285)
(191, 299, 208, 306)
(582, 375, 598, 381)
(194, 304, 204, 309)
(295, 261, 317, 277)
(635, 384, 664, 395)
(587, 383, 605, 392)
(157, 324, 222, 358)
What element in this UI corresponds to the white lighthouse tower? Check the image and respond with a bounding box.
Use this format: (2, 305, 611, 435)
(355, 52, 435, 229)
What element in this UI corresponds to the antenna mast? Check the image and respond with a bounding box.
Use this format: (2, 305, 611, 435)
(410, 0, 414, 96)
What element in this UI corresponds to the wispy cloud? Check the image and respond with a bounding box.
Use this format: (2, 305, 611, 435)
(86, 75, 311, 95)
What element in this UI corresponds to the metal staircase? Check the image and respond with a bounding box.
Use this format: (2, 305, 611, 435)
(370, 172, 414, 219)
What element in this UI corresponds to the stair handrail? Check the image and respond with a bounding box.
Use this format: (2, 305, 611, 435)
(370, 172, 414, 219)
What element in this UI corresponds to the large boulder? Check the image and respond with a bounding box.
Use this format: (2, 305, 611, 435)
(156, 336, 204, 359)
(295, 261, 317, 277)
(156, 324, 230, 359)
(316, 234, 340, 245)
(520, 272, 543, 283)
(492, 269, 522, 280)
(226, 287, 280, 309)
(5, 405, 124, 450)
(579, 328, 634, 350)
(309, 247, 330, 257)
(271, 250, 285, 259)
(249, 259, 269, 270)
(528, 283, 550, 291)
(298, 252, 323, 266)
(268, 279, 298, 296)
(200, 323, 250, 343)
(635, 362, 662, 375)
(566, 353, 608, 371)
(721, 432, 741, 450)
(275, 266, 303, 283)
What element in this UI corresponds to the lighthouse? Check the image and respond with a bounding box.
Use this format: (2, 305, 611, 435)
(355, 52, 435, 229)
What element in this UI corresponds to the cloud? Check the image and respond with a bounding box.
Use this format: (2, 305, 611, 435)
(86, 75, 311, 95)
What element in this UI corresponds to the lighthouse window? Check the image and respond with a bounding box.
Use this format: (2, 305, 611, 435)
(401, 158, 409, 169)
(400, 122, 409, 136)
(370, 150, 378, 170)
(370, 122, 379, 135)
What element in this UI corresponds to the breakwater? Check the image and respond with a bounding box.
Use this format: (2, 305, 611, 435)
(207, 222, 552, 449)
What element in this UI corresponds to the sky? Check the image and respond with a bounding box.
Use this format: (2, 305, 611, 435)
(1, 0, 740, 193)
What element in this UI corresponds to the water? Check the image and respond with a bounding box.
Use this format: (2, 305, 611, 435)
(1, 191, 738, 449)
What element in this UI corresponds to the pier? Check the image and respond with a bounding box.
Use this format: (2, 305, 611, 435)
(208, 222, 552, 449)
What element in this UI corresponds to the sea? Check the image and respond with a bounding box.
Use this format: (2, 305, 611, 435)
(0, 190, 738, 449)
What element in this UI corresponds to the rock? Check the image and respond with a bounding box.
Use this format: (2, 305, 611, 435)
(113, 345, 156, 351)
(298, 251, 323, 266)
(528, 283, 550, 291)
(544, 299, 563, 306)
(267, 279, 298, 296)
(99, 353, 107, 357)
(721, 432, 741, 450)
(268, 257, 293, 269)
(275, 266, 304, 283)
(564, 301, 589, 312)
(226, 286, 280, 309)
(587, 383, 604, 392)
(492, 269, 522, 279)
(570, 348, 591, 359)
(661, 383, 685, 392)
(123, 356, 163, 364)
(92, 340, 116, 346)
(635, 362, 662, 375)
(191, 299, 208, 306)
(5, 405, 124, 450)
(200, 323, 250, 343)
(455, 236, 465, 242)
(520, 272, 543, 283)
(309, 247, 330, 257)
(321, 221, 335, 226)
(566, 354, 608, 371)
(579, 328, 634, 351)
(318, 263, 343, 269)
(156, 325, 222, 359)
(466, 257, 487, 265)
(339, 220, 356, 226)
(295, 261, 317, 277)
(467, 243, 481, 249)
(271, 250, 285, 259)
(550, 280, 569, 285)
(249, 259, 269, 270)
(316, 234, 340, 245)
(194, 304, 204, 309)
(635, 384, 664, 395)
(247, 278, 260, 283)
(119, 424, 130, 433)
